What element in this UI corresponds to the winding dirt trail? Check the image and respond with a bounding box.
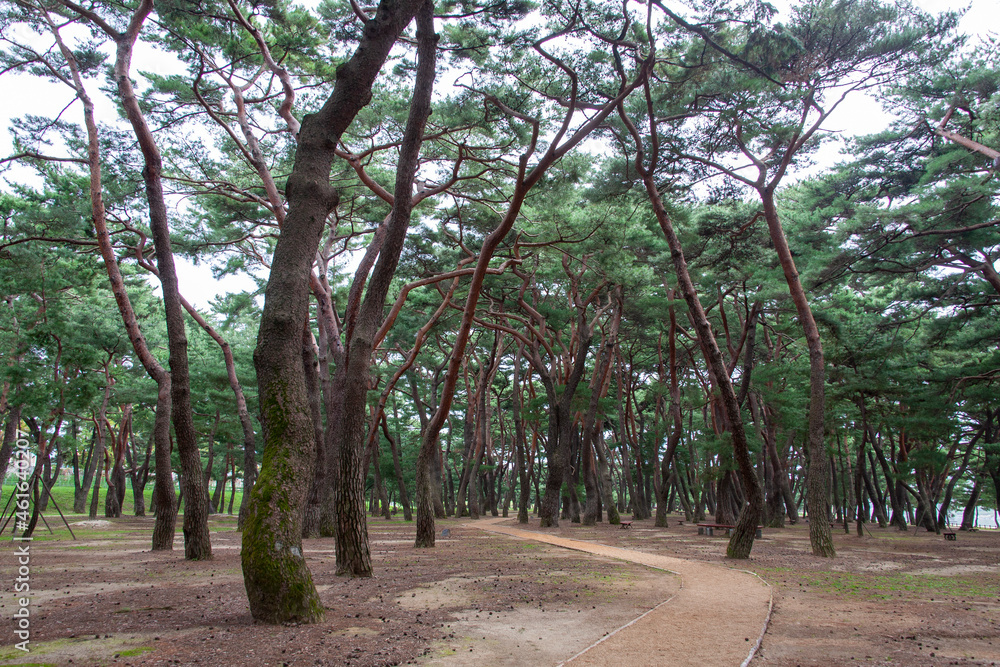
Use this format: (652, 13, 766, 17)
(474, 518, 773, 667)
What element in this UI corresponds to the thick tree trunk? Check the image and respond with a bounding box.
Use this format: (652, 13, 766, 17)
(539, 324, 594, 528)
(105, 458, 125, 518)
(244, 0, 425, 621)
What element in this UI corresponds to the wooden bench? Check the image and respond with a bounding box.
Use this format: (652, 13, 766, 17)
(697, 523, 763, 538)
(619, 520, 633, 529)
(943, 532, 957, 541)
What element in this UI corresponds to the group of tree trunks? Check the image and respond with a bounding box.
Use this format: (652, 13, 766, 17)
(1, 0, 997, 630)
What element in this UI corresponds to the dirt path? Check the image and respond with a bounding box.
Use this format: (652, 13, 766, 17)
(474, 518, 773, 667)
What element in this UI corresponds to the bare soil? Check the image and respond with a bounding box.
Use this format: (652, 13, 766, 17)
(0, 515, 674, 667)
(530, 516, 1000, 667)
(0, 513, 997, 667)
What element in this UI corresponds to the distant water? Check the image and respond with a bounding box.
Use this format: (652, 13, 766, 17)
(947, 508, 999, 530)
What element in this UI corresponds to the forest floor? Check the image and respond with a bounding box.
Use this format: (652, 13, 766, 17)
(0, 512, 997, 666)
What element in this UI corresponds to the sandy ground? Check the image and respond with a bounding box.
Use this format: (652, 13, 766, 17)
(0, 515, 679, 666)
(0, 513, 997, 666)
(472, 518, 771, 667)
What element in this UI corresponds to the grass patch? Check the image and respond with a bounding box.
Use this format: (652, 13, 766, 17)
(0, 483, 245, 521)
(760, 567, 1000, 601)
(0, 635, 157, 666)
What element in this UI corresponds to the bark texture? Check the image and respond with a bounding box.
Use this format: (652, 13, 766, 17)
(243, 0, 424, 621)
(334, 0, 436, 575)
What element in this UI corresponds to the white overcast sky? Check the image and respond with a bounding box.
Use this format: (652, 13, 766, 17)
(1, 0, 997, 308)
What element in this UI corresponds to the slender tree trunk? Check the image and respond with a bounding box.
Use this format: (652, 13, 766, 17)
(414, 47, 645, 547)
(595, 431, 619, 525)
(861, 459, 888, 528)
(656, 298, 683, 527)
(675, 468, 694, 522)
(409, 372, 446, 519)
(621, 102, 763, 557)
(216, 454, 229, 515)
(581, 320, 618, 526)
(229, 456, 238, 515)
(44, 7, 176, 550)
(333, 3, 435, 573)
(760, 191, 833, 557)
(871, 434, 907, 531)
(568, 434, 582, 523)
(370, 437, 391, 520)
(511, 348, 531, 524)
(385, 409, 412, 521)
(101, 1, 211, 560)
(938, 430, 981, 529)
(301, 329, 325, 537)
(89, 447, 104, 521)
(961, 477, 981, 530)
(127, 431, 151, 517)
(174, 299, 257, 528)
(0, 404, 22, 485)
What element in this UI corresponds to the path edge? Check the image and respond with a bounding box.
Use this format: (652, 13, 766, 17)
(469, 519, 774, 667)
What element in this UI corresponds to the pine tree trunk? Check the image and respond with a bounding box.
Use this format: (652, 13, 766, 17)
(244, 0, 426, 616)
(385, 410, 412, 521)
(618, 107, 763, 555)
(761, 192, 832, 557)
(89, 452, 104, 521)
(511, 349, 531, 525)
(74, 423, 98, 514)
(46, 12, 176, 549)
(301, 331, 325, 537)
(0, 404, 22, 486)
(108, 2, 211, 560)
